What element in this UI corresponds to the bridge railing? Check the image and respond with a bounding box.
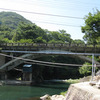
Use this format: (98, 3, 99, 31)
(0, 43, 98, 47)
(0, 43, 100, 53)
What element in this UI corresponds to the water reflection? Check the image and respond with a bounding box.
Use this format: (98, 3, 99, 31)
(21, 97, 40, 100)
(0, 81, 69, 100)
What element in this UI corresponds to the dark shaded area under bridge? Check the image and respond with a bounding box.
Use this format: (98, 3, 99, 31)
(0, 50, 100, 72)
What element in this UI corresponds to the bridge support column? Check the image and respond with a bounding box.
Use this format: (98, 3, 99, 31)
(0, 72, 7, 80)
(0, 55, 5, 67)
(23, 72, 32, 81)
(29, 73, 32, 81)
(91, 54, 95, 81)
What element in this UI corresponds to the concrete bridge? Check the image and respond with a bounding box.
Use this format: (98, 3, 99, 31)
(0, 43, 100, 81)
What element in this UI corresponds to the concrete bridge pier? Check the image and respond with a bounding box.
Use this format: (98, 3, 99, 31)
(0, 72, 7, 80)
(0, 55, 6, 80)
(23, 73, 32, 81)
(0, 55, 5, 67)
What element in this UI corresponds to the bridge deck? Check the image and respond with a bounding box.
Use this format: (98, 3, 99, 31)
(0, 43, 100, 53)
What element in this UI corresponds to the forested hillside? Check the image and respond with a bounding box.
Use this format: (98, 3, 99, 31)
(0, 12, 31, 29)
(0, 11, 84, 44)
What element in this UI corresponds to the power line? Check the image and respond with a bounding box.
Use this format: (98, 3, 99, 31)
(23, 0, 100, 9)
(22, 0, 100, 15)
(32, 20, 81, 27)
(0, 8, 83, 19)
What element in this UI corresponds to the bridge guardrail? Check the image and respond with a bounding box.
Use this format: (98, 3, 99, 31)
(0, 43, 98, 47)
(0, 43, 100, 53)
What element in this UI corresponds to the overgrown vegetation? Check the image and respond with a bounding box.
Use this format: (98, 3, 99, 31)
(81, 9, 100, 44)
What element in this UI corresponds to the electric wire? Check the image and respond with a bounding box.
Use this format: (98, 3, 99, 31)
(0, 1, 99, 28)
(0, 8, 83, 27)
(23, 0, 100, 9)
(31, 20, 81, 27)
(0, 8, 83, 19)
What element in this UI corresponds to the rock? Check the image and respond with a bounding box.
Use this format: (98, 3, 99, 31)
(65, 82, 100, 100)
(93, 75, 100, 82)
(40, 94, 65, 100)
(40, 94, 51, 100)
(96, 80, 100, 89)
(51, 95, 65, 100)
(96, 70, 100, 76)
(89, 81, 96, 86)
(0, 81, 4, 86)
(92, 95, 100, 100)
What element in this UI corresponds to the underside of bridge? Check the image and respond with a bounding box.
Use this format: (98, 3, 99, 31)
(0, 51, 100, 82)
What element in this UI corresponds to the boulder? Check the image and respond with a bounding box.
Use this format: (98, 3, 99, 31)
(40, 94, 65, 100)
(96, 70, 100, 76)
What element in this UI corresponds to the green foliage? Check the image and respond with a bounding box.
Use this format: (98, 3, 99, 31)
(48, 39, 64, 43)
(17, 39, 33, 43)
(60, 91, 67, 96)
(0, 12, 73, 44)
(46, 30, 72, 43)
(15, 22, 47, 42)
(81, 10, 100, 44)
(3, 38, 14, 43)
(35, 37, 46, 43)
(72, 39, 85, 44)
(0, 11, 31, 29)
(79, 62, 92, 76)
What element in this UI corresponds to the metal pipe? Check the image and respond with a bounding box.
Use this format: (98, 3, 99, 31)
(92, 54, 94, 81)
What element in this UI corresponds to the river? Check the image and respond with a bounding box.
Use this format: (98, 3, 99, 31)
(0, 81, 69, 100)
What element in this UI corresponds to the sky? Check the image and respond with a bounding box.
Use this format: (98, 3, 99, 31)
(0, 0, 100, 40)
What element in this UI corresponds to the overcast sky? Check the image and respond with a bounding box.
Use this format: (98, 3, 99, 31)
(0, 0, 100, 40)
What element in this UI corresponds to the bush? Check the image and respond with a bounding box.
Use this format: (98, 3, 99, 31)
(79, 62, 92, 76)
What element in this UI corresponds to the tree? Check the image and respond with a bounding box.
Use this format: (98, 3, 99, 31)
(81, 10, 100, 44)
(0, 25, 13, 40)
(79, 62, 92, 76)
(72, 39, 85, 44)
(14, 22, 47, 43)
(46, 30, 72, 43)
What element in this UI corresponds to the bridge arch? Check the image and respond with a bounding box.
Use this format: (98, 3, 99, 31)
(0, 50, 100, 72)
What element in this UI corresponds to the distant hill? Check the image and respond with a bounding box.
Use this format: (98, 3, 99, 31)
(0, 11, 32, 29)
